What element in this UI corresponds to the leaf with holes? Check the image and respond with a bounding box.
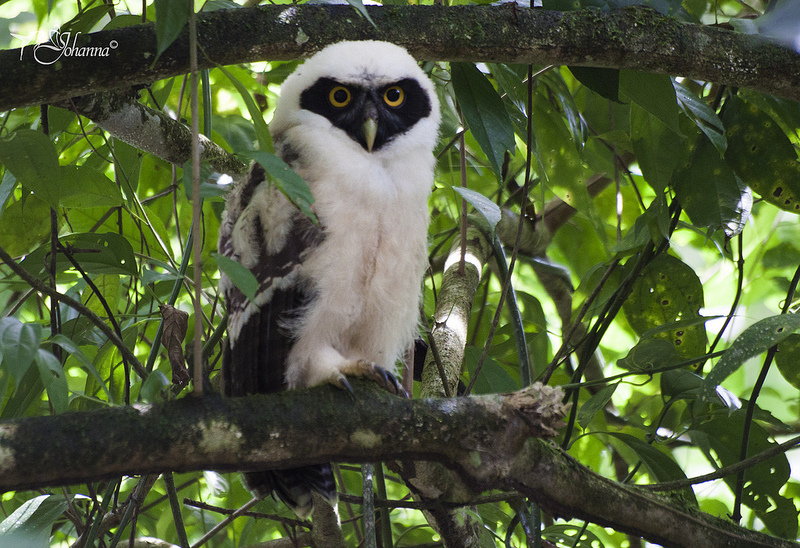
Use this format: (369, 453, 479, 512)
(623, 254, 707, 360)
(700, 314, 800, 404)
(723, 95, 800, 214)
(693, 411, 798, 539)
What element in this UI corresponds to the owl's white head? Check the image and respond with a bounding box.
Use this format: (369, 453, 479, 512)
(270, 41, 441, 157)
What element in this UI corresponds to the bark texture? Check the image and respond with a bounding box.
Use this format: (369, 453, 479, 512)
(2, 4, 799, 111)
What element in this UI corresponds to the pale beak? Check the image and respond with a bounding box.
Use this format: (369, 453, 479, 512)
(362, 102, 379, 152)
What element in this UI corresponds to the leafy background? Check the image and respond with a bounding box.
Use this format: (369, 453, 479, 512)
(1, 0, 800, 546)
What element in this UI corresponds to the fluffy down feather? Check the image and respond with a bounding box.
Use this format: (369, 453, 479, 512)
(219, 40, 440, 518)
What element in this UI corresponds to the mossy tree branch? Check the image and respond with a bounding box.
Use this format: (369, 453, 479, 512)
(2, 4, 799, 112)
(0, 383, 794, 548)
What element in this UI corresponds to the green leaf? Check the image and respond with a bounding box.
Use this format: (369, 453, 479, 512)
(154, 0, 189, 59)
(49, 334, 111, 400)
(0, 129, 62, 209)
(0, 318, 42, 385)
(531, 92, 592, 211)
(58, 165, 124, 208)
(242, 150, 317, 223)
(450, 62, 515, 179)
(463, 346, 518, 395)
(617, 338, 682, 373)
(34, 349, 69, 413)
(0, 494, 69, 548)
(569, 66, 620, 102)
(605, 432, 697, 505)
(577, 381, 619, 428)
(0, 195, 52, 256)
(344, 0, 377, 27)
(700, 314, 800, 404)
(212, 253, 258, 303)
(673, 135, 751, 237)
(623, 254, 707, 359)
(674, 82, 726, 155)
(694, 411, 798, 538)
(20, 232, 137, 277)
(776, 333, 800, 390)
(620, 71, 682, 136)
(452, 186, 502, 236)
(723, 95, 800, 213)
(630, 103, 683, 193)
(219, 66, 273, 153)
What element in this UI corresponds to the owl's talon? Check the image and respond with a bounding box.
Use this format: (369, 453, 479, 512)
(336, 360, 408, 398)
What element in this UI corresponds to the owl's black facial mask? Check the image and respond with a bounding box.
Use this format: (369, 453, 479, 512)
(300, 77, 432, 151)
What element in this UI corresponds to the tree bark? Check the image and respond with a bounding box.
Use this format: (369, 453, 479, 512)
(0, 383, 794, 548)
(2, 4, 799, 112)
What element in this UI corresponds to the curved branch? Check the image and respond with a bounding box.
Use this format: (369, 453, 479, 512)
(2, 5, 799, 111)
(0, 383, 794, 548)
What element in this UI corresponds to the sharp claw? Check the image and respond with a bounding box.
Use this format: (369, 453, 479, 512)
(338, 376, 355, 396)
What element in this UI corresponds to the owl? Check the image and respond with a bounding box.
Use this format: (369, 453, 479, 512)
(217, 40, 441, 518)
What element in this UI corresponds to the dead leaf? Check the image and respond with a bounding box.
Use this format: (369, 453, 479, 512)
(160, 304, 190, 387)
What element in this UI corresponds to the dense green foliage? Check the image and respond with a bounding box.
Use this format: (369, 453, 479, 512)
(1, 0, 800, 546)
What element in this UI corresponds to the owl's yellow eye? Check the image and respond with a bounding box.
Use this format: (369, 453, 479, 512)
(383, 86, 405, 108)
(329, 86, 351, 108)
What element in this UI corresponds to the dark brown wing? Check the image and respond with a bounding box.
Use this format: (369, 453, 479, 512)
(219, 161, 334, 518)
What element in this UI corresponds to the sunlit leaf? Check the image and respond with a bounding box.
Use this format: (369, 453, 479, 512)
(241, 150, 316, 223)
(623, 254, 707, 359)
(451, 62, 516, 179)
(452, 186, 502, 236)
(34, 349, 69, 414)
(59, 165, 124, 208)
(0, 494, 69, 548)
(700, 314, 800, 404)
(617, 338, 682, 373)
(212, 253, 258, 303)
(776, 333, 800, 390)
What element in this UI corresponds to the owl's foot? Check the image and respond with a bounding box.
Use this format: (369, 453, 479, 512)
(333, 360, 408, 398)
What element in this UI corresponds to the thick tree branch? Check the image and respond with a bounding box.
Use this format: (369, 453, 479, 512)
(2, 4, 799, 112)
(63, 91, 247, 176)
(0, 383, 794, 548)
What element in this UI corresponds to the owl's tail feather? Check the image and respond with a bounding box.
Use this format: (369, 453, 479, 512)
(243, 464, 337, 520)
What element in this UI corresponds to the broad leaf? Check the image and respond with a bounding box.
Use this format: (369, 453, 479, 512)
(631, 103, 683, 193)
(0, 494, 69, 548)
(776, 333, 800, 390)
(693, 411, 798, 538)
(0, 318, 42, 384)
(452, 186, 502, 237)
(620, 71, 682, 135)
(0, 129, 62, 209)
(59, 165, 124, 208)
(577, 381, 619, 428)
(623, 254, 707, 359)
(212, 253, 258, 303)
(154, 0, 189, 59)
(700, 314, 800, 403)
(451, 62, 516, 179)
(673, 134, 751, 237)
(34, 349, 69, 414)
(241, 150, 316, 223)
(723, 95, 800, 213)
(605, 432, 697, 505)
